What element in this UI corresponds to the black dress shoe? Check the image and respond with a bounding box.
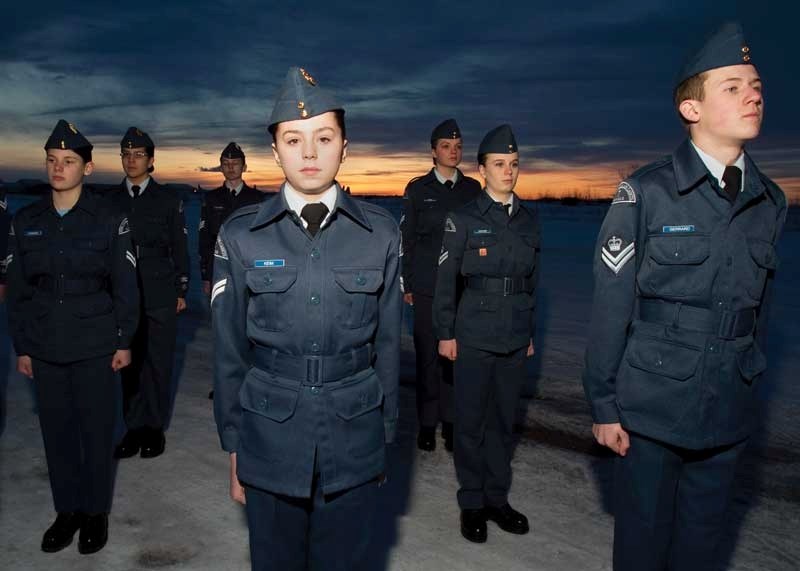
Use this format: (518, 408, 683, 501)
(42, 512, 84, 552)
(78, 513, 108, 554)
(460, 509, 487, 543)
(140, 428, 165, 458)
(417, 427, 436, 451)
(442, 422, 454, 452)
(486, 503, 529, 534)
(114, 429, 141, 459)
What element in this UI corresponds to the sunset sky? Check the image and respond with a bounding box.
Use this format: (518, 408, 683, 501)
(1, 1, 798, 201)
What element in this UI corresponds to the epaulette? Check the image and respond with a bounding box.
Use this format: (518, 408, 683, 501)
(629, 155, 672, 180)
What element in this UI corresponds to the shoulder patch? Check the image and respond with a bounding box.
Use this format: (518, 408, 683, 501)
(118, 217, 130, 235)
(612, 182, 636, 205)
(214, 235, 228, 260)
(445, 217, 457, 233)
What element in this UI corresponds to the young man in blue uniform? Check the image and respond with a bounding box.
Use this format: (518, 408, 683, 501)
(583, 22, 787, 571)
(5, 120, 139, 554)
(434, 124, 540, 543)
(401, 119, 481, 452)
(199, 142, 264, 298)
(212, 67, 401, 571)
(200, 142, 263, 399)
(108, 127, 190, 459)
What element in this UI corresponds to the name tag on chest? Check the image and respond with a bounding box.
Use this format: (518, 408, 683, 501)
(254, 259, 285, 268)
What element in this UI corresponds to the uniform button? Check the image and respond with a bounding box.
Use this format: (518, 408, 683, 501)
(59, 299, 64, 304)
(258, 398, 268, 410)
(717, 301, 724, 307)
(60, 273, 64, 278)
(355, 275, 367, 286)
(310, 342, 320, 353)
(655, 359, 663, 367)
(310, 248, 320, 260)
(264, 275, 273, 285)
(310, 294, 320, 305)
(709, 345, 715, 353)
(310, 386, 320, 395)
(59, 250, 64, 254)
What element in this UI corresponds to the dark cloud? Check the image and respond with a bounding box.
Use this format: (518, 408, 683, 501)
(1, 0, 798, 182)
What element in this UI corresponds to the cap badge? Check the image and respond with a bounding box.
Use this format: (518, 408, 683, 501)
(60, 140, 65, 149)
(299, 68, 316, 86)
(67, 123, 78, 134)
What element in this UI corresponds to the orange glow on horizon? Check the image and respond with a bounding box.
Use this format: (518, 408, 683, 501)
(3, 138, 799, 203)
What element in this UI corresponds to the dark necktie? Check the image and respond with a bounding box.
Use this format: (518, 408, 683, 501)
(495, 202, 511, 216)
(444, 180, 454, 189)
(131, 185, 141, 198)
(300, 203, 329, 237)
(722, 165, 742, 203)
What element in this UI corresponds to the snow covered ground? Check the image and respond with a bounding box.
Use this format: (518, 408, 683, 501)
(0, 198, 797, 570)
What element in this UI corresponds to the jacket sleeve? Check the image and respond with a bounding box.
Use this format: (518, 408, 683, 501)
(5, 217, 31, 355)
(530, 207, 542, 344)
(582, 182, 643, 424)
(374, 220, 402, 443)
(399, 184, 416, 294)
(0, 194, 9, 284)
(171, 198, 190, 297)
(433, 211, 467, 340)
(198, 195, 211, 282)
(754, 192, 788, 353)
(110, 215, 140, 349)
(212, 225, 250, 452)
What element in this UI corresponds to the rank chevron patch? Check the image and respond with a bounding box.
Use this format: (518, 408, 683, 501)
(601, 236, 635, 275)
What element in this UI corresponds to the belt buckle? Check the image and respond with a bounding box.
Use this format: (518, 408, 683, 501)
(717, 310, 736, 340)
(305, 356, 322, 385)
(503, 277, 512, 296)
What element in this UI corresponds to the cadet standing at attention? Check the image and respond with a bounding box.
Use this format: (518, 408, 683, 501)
(200, 142, 263, 399)
(212, 67, 401, 571)
(582, 22, 786, 571)
(108, 127, 190, 460)
(434, 124, 540, 543)
(5, 120, 139, 554)
(401, 119, 481, 452)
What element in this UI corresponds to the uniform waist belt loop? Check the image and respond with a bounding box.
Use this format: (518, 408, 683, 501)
(638, 299, 756, 339)
(252, 344, 374, 384)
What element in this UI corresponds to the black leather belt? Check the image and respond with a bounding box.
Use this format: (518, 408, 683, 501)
(639, 299, 756, 340)
(38, 276, 104, 295)
(135, 245, 170, 259)
(252, 344, 373, 385)
(465, 276, 534, 296)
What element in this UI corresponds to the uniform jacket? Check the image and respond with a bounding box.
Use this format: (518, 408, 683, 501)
(433, 191, 540, 353)
(198, 183, 264, 282)
(107, 179, 190, 309)
(4, 190, 139, 363)
(400, 168, 481, 296)
(212, 184, 401, 497)
(583, 139, 787, 449)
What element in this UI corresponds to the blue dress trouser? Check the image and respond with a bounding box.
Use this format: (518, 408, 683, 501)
(613, 432, 747, 571)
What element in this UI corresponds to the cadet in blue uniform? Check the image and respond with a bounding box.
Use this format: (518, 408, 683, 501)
(108, 127, 190, 459)
(199, 142, 264, 297)
(200, 142, 263, 399)
(5, 120, 139, 554)
(582, 22, 786, 571)
(434, 124, 539, 543)
(212, 67, 401, 571)
(401, 119, 481, 452)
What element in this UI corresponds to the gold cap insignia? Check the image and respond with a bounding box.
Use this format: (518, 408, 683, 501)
(297, 101, 305, 109)
(68, 123, 78, 134)
(136, 129, 143, 136)
(301, 109, 309, 118)
(60, 140, 65, 149)
(299, 68, 316, 86)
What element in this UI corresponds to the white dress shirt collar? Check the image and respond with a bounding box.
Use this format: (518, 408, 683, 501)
(283, 182, 338, 229)
(691, 141, 745, 191)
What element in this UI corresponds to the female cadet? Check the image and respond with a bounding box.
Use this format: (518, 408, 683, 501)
(433, 124, 540, 543)
(212, 67, 401, 570)
(5, 120, 139, 554)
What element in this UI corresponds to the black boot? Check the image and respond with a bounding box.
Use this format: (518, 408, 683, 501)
(140, 427, 166, 458)
(486, 503, 529, 534)
(460, 509, 487, 543)
(78, 513, 108, 554)
(41, 512, 83, 553)
(114, 429, 141, 459)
